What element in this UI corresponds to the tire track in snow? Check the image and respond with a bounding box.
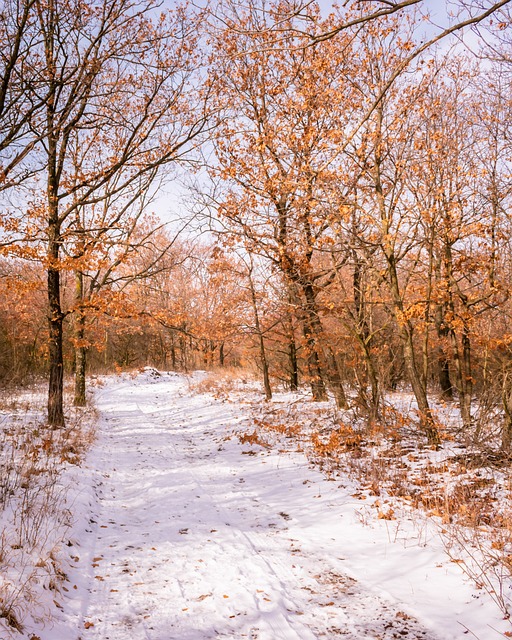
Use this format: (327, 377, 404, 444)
(74, 373, 442, 640)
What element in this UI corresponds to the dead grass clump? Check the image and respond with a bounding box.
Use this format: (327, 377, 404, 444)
(0, 605, 23, 633)
(190, 368, 259, 399)
(253, 416, 303, 439)
(311, 424, 363, 460)
(0, 383, 96, 636)
(238, 430, 269, 448)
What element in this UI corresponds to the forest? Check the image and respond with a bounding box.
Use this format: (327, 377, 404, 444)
(1, 0, 512, 636)
(2, 0, 512, 443)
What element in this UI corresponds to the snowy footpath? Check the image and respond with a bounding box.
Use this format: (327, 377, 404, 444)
(47, 372, 507, 640)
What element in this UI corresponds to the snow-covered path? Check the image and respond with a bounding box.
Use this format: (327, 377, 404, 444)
(52, 372, 502, 640)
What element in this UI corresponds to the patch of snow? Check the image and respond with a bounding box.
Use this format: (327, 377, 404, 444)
(18, 371, 511, 640)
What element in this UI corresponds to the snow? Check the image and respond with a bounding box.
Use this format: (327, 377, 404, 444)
(10, 370, 512, 639)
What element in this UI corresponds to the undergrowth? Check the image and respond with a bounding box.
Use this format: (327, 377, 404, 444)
(207, 374, 512, 629)
(0, 384, 96, 637)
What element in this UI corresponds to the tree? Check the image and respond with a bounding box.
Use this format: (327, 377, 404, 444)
(7, 0, 207, 425)
(208, 0, 362, 405)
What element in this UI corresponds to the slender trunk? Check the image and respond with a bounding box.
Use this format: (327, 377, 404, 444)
(248, 264, 272, 400)
(434, 303, 453, 399)
(301, 283, 327, 401)
(325, 347, 348, 410)
(422, 225, 435, 389)
(286, 292, 299, 391)
(48, 231, 64, 427)
(47, 182, 65, 426)
(170, 332, 176, 369)
(353, 254, 380, 418)
(459, 320, 473, 428)
(289, 333, 298, 391)
(75, 344, 86, 406)
(74, 270, 87, 407)
(438, 355, 453, 399)
(219, 342, 225, 367)
(502, 372, 512, 451)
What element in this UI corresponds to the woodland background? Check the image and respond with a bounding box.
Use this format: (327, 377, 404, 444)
(1, 0, 512, 448)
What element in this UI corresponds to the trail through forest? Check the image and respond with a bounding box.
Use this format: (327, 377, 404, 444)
(45, 372, 500, 639)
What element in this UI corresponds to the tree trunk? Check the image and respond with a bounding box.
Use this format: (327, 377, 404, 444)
(353, 254, 380, 418)
(248, 263, 272, 400)
(48, 242, 65, 427)
(74, 271, 87, 407)
(288, 333, 298, 392)
(75, 344, 86, 406)
(502, 372, 512, 451)
(448, 318, 472, 430)
(47, 175, 65, 427)
(438, 356, 453, 399)
(301, 286, 328, 402)
(387, 254, 440, 445)
(435, 313, 453, 399)
(325, 347, 348, 409)
(170, 332, 176, 369)
(460, 321, 473, 428)
(286, 293, 299, 391)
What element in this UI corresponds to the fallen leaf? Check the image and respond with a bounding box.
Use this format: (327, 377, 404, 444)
(196, 593, 212, 601)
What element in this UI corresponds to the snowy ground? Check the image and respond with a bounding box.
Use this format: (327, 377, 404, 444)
(17, 370, 512, 639)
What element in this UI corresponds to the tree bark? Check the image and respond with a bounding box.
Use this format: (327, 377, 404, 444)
(502, 372, 512, 451)
(353, 254, 380, 418)
(288, 332, 298, 391)
(248, 262, 272, 400)
(74, 270, 87, 407)
(435, 303, 453, 399)
(47, 230, 65, 427)
(301, 284, 328, 401)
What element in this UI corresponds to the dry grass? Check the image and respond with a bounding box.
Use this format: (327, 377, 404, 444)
(0, 383, 96, 636)
(215, 387, 512, 624)
(188, 368, 261, 400)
